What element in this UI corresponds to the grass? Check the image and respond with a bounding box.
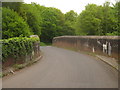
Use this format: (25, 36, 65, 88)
(40, 42, 47, 46)
(40, 42, 52, 46)
(13, 64, 25, 70)
(0, 73, 3, 78)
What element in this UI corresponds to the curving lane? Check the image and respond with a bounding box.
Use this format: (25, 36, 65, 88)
(3, 46, 118, 88)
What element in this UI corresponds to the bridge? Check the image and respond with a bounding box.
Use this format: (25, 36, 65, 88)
(2, 36, 119, 88)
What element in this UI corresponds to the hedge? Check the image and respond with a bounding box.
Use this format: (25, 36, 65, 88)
(2, 36, 40, 62)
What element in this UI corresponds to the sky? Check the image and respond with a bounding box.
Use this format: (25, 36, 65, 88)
(24, 0, 116, 14)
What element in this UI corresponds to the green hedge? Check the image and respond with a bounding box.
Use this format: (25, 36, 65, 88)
(2, 37, 40, 62)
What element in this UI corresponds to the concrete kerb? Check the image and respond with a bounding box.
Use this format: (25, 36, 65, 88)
(96, 55, 119, 71)
(78, 50, 119, 71)
(78, 49, 119, 71)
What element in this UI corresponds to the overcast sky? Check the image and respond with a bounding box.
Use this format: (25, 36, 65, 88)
(24, 0, 116, 14)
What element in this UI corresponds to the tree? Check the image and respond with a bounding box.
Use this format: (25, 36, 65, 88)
(65, 10, 78, 22)
(2, 7, 32, 39)
(19, 3, 42, 37)
(75, 4, 102, 35)
(109, 1, 120, 35)
(63, 10, 78, 35)
(116, 1, 120, 35)
(2, 2, 23, 14)
(102, 2, 117, 35)
(40, 7, 65, 43)
(75, 2, 119, 36)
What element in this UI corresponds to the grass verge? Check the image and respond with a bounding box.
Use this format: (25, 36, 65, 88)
(40, 42, 52, 46)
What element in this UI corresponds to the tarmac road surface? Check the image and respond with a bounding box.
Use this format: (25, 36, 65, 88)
(3, 46, 118, 88)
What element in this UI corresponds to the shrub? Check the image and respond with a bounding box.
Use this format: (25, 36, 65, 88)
(2, 36, 40, 62)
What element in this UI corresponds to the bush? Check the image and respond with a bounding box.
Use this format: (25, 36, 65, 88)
(2, 7, 33, 39)
(2, 36, 40, 62)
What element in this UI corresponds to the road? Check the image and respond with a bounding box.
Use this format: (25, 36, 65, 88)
(3, 46, 118, 88)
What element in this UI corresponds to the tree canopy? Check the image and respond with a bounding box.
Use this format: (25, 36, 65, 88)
(19, 3, 42, 37)
(2, 1, 119, 42)
(2, 7, 32, 39)
(39, 7, 65, 42)
(75, 2, 119, 36)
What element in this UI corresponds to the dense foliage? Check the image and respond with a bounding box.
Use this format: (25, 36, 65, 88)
(2, 7, 32, 39)
(75, 2, 120, 35)
(19, 3, 42, 37)
(2, 2, 23, 13)
(40, 7, 65, 42)
(2, 1, 119, 42)
(64, 10, 77, 35)
(2, 37, 40, 62)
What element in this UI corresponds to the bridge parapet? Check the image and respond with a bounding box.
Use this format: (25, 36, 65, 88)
(53, 36, 120, 60)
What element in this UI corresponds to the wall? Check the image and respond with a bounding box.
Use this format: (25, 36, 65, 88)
(3, 35, 41, 68)
(53, 36, 120, 60)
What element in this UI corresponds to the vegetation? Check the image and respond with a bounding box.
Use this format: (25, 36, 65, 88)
(2, 2, 23, 13)
(64, 10, 77, 35)
(2, 7, 32, 39)
(19, 3, 42, 37)
(40, 42, 52, 46)
(1, 1, 119, 70)
(2, 37, 40, 62)
(2, 1, 119, 42)
(40, 42, 47, 46)
(39, 7, 65, 43)
(76, 2, 120, 35)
